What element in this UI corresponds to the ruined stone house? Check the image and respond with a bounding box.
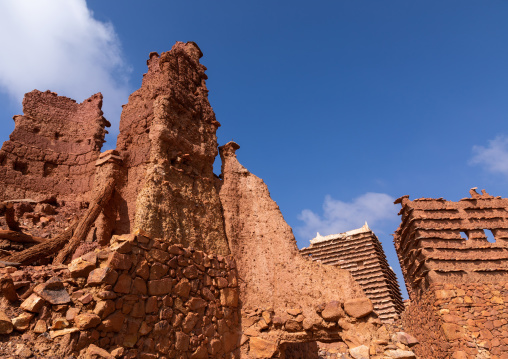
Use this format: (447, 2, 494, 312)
(394, 189, 508, 359)
(300, 223, 404, 323)
(0, 42, 417, 358)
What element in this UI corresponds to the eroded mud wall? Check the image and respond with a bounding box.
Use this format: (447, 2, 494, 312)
(114, 42, 229, 255)
(219, 142, 401, 358)
(0, 90, 109, 203)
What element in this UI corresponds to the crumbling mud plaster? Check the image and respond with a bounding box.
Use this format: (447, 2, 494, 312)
(301, 224, 404, 323)
(0, 90, 109, 203)
(219, 142, 409, 358)
(114, 42, 229, 256)
(394, 189, 508, 358)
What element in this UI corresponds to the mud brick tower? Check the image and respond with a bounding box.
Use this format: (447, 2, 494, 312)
(301, 223, 404, 322)
(394, 189, 508, 358)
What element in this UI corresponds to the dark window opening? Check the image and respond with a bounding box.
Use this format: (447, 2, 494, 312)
(54, 132, 62, 140)
(13, 160, 28, 175)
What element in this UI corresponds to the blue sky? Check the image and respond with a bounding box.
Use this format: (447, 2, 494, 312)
(1, 1, 508, 299)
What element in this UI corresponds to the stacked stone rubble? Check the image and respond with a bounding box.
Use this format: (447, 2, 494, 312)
(300, 223, 404, 323)
(0, 231, 241, 358)
(394, 189, 508, 359)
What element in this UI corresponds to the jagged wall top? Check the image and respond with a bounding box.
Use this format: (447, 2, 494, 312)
(112, 42, 230, 255)
(394, 189, 508, 298)
(0, 90, 109, 201)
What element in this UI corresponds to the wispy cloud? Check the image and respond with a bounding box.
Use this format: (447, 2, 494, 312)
(296, 192, 398, 240)
(0, 0, 131, 144)
(470, 135, 508, 175)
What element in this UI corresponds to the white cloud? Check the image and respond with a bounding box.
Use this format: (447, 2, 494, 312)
(470, 136, 508, 176)
(0, 0, 131, 145)
(296, 192, 398, 240)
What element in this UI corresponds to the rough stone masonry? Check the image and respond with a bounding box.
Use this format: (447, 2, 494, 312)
(0, 42, 417, 358)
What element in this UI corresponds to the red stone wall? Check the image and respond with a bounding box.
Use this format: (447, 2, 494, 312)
(402, 282, 508, 359)
(395, 191, 508, 359)
(0, 90, 109, 203)
(0, 231, 241, 358)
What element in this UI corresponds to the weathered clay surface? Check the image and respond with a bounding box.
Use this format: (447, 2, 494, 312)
(218, 142, 408, 358)
(219, 142, 364, 310)
(0, 90, 109, 203)
(114, 42, 229, 255)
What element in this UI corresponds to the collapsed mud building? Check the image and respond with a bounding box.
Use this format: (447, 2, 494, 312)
(0, 41, 420, 358)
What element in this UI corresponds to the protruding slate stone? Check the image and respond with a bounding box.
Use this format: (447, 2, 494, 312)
(33, 319, 47, 333)
(84, 344, 114, 359)
(99, 311, 125, 332)
(50, 317, 69, 330)
(173, 279, 191, 298)
(33, 279, 70, 305)
(175, 331, 190, 351)
(94, 300, 115, 319)
(106, 252, 132, 271)
(49, 327, 79, 338)
(344, 297, 373, 318)
(113, 274, 132, 294)
(394, 332, 419, 347)
(88, 267, 118, 286)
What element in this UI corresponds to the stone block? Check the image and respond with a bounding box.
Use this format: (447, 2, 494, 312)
(68, 257, 96, 278)
(249, 337, 277, 358)
(321, 301, 345, 321)
(20, 293, 45, 312)
(220, 288, 239, 307)
(148, 278, 172, 295)
(75, 313, 101, 329)
(33, 279, 70, 305)
(344, 297, 373, 318)
(87, 267, 119, 286)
